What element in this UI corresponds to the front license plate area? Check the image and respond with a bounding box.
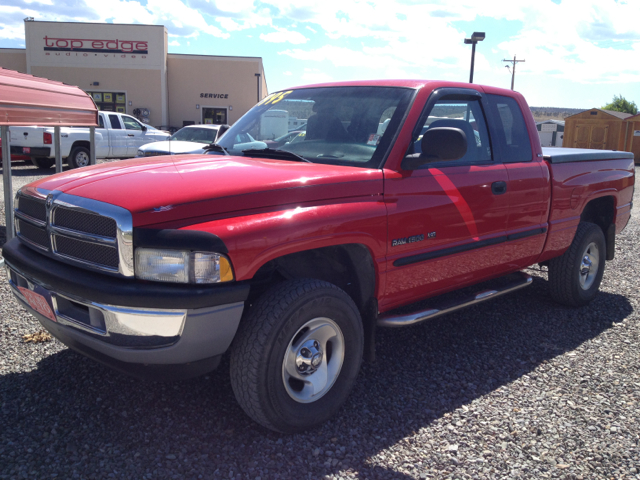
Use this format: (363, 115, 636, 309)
(18, 286, 56, 322)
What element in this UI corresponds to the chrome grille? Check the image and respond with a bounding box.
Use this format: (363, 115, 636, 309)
(14, 189, 134, 277)
(16, 218, 48, 249)
(53, 207, 117, 237)
(53, 235, 119, 268)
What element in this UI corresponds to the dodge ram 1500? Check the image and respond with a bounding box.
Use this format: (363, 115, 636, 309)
(3, 80, 634, 433)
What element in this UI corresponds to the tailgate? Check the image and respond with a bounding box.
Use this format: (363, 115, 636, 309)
(9, 127, 49, 148)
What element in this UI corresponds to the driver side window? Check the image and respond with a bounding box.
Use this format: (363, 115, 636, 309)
(412, 97, 492, 165)
(122, 116, 143, 131)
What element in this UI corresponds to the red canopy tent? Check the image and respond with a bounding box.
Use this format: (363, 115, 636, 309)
(1, 67, 98, 245)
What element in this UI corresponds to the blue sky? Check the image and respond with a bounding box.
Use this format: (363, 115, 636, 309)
(1, 0, 639, 108)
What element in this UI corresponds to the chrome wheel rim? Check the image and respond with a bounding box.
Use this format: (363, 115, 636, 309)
(75, 151, 89, 167)
(579, 241, 599, 290)
(282, 317, 345, 404)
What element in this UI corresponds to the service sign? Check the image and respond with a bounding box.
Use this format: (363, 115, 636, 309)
(26, 22, 165, 69)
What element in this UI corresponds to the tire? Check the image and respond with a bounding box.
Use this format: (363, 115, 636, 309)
(230, 279, 364, 433)
(68, 146, 90, 169)
(30, 157, 54, 169)
(548, 222, 606, 307)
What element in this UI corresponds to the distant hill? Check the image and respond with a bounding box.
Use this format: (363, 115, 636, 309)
(530, 107, 586, 122)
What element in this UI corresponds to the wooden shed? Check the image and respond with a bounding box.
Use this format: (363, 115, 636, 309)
(622, 113, 640, 163)
(563, 108, 632, 151)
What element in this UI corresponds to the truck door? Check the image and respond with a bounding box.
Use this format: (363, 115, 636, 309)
(107, 114, 128, 157)
(95, 114, 110, 158)
(383, 90, 510, 310)
(120, 115, 146, 156)
(485, 94, 550, 270)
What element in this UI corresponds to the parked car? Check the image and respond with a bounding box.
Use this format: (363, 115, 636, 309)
(136, 124, 230, 157)
(3, 79, 634, 434)
(9, 112, 170, 168)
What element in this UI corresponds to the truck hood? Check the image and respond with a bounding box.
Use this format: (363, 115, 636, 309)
(29, 155, 383, 227)
(139, 140, 207, 155)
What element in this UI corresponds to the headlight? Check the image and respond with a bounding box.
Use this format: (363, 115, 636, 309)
(136, 150, 144, 157)
(135, 248, 234, 284)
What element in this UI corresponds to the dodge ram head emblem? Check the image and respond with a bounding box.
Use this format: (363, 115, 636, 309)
(392, 234, 426, 247)
(45, 195, 53, 209)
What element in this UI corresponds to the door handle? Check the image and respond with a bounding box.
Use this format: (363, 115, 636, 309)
(491, 181, 507, 195)
(127, 134, 135, 137)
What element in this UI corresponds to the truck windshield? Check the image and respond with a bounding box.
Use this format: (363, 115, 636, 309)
(215, 86, 414, 168)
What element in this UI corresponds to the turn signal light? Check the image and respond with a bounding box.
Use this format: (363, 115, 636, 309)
(43, 132, 52, 145)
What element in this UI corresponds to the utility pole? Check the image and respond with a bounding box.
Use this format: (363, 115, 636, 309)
(503, 55, 525, 90)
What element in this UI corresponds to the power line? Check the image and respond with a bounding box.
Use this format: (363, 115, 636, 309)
(503, 55, 525, 90)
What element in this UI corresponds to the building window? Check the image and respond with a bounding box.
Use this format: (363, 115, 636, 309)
(203, 107, 227, 125)
(87, 91, 126, 113)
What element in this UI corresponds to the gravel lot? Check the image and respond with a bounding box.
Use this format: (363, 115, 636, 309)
(1, 161, 639, 479)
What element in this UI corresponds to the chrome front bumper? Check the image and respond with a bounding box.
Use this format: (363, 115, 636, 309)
(6, 263, 244, 367)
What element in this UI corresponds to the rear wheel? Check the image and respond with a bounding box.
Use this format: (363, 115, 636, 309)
(230, 279, 364, 433)
(68, 146, 90, 169)
(31, 157, 54, 169)
(548, 222, 606, 307)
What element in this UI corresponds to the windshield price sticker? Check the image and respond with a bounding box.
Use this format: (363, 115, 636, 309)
(259, 91, 294, 106)
(367, 134, 381, 146)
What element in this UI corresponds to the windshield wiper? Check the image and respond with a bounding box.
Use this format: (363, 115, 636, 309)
(241, 148, 311, 163)
(203, 143, 229, 155)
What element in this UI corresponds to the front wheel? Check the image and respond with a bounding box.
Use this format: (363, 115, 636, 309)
(68, 146, 90, 169)
(548, 222, 606, 307)
(230, 279, 364, 433)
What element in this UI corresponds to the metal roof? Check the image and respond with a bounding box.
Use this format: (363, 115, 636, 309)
(0, 67, 98, 126)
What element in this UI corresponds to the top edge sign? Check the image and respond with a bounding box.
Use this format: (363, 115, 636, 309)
(26, 23, 165, 69)
(44, 36, 149, 54)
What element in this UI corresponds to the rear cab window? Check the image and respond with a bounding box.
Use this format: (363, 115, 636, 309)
(109, 115, 122, 130)
(486, 94, 532, 162)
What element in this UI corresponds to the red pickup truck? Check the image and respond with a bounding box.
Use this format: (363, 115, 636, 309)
(3, 80, 634, 433)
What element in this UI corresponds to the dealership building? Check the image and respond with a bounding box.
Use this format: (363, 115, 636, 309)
(0, 20, 268, 128)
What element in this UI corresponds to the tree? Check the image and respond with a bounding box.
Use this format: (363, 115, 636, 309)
(602, 95, 638, 115)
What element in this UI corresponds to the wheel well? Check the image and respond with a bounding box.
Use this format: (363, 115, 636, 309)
(580, 196, 614, 231)
(249, 244, 378, 361)
(70, 141, 90, 153)
(250, 244, 376, 314)
(580, 196, 615, 259)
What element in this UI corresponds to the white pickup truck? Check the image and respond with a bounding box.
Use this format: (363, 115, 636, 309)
(9, 112, 170, 168)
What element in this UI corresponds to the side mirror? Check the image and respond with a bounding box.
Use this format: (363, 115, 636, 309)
(402, 127, 467, 170)
(218, 125, 230, 138)
(141, 125, 147, 132)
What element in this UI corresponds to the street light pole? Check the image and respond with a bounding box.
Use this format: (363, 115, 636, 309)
(254, 73, 261, 103)
(464, 32, 485, 83)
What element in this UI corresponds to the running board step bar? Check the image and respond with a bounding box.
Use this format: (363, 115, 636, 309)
(377, 272, 532, 328)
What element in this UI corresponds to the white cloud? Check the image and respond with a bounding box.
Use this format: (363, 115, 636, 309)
(260, 27, 308, 44)
(1, 0, 639, 88)
(168, 40, 180, 46)
(300, 69, 333, 84)
(283, 71, 292, 75)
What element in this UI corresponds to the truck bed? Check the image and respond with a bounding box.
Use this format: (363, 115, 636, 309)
(543, 147, 634, 163)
